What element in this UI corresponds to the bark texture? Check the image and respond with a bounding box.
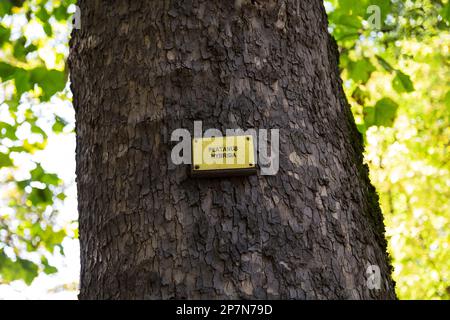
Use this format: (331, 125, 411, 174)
(69, 0, 396, 299)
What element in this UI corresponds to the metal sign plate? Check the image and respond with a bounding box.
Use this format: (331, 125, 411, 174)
(191, 135, 257, 177)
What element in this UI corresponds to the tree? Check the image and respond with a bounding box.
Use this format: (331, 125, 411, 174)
(69, 0, 397, 299)
(2, 0, 447, 300)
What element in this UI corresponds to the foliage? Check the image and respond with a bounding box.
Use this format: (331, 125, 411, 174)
(0, 0, 75, 285)
(327, 0, 450, 299)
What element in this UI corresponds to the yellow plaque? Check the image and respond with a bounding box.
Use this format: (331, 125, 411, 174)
(191, 135, 257, 177)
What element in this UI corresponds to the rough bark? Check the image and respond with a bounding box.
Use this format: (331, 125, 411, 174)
(69, 0, 396, 299)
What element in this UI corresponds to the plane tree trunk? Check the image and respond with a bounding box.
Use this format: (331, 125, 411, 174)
(69, 0, 396, 299)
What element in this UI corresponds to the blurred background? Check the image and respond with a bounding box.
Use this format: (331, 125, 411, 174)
(0, 0, 448, 299)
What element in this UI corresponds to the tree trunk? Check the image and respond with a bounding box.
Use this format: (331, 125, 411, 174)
(69, 0, 396, 299)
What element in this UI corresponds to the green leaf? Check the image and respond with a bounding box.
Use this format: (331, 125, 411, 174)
(23, 139, 47, 152)
(41, 257, 58, 275)
(441, 2, 450, 23)
(348, 58, 376, 84)
(13, 37, 27, 61)
(0, 121, 17, 140)
(41, 228, 66, 253)
(0, 1, 13, 16)
(356, 123, 367, 135)
(352, 86, 370, 105)
(52, 116, 68, 133)
(43, 21, 52, 37)
(10, 0, 25, 8)
(338, 0, 369, 16)
(364, 98, 399, 128)
(333, 12, 362, 29)
(376, 55, 395, 73)
(0, 250, 39, 285)
(30, 67, 66, 101)
(5, 97, 20, 111)
(393, 71, 415, 93)
(30, 163, 60, 186)
(0, 25, 11, 45)
(368, 0, 391, 23)
(0, 62, 16, 80)
(28, 187, 54, 206)
(363, 106, 375, 127)
(53, 5, 69, 21)
(31, 124, 48, 139)
(18, 258, 39, 285)
(328, 11, 362, 42)
(373, 97, 399, 127)
(56, 192, 67, 200)
(14, 68, 31, 96)
(0, 152, 13, 167)
(13, 37, 38, 62)
(36, 7, 50, 22)
(16, 179, 29, 190)
(8, 146, 25, 152)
